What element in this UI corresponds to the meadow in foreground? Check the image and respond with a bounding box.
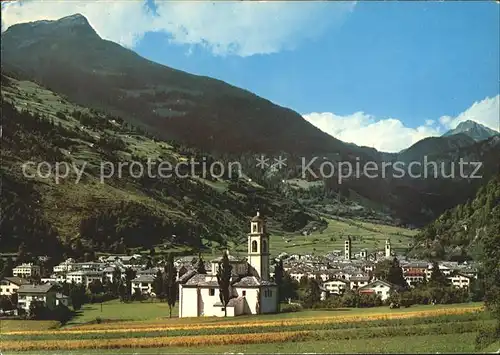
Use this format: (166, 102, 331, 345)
(0, 303, 492, 353)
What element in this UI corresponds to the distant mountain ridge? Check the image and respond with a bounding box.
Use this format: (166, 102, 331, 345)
(443, 120, 499, 142)
(0, 14, 366, 157)
(2, 14, 500, 228)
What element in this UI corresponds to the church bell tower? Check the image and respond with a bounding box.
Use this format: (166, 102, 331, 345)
(247, 211, 270, 281)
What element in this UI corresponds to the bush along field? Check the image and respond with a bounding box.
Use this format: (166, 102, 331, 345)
(0, 304, 493, 352)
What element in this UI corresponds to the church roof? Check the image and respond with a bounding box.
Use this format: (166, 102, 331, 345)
(186, 274, 219, 287)
(232, 276, 276, 287)
(210, 254, 246, 263)
(251, 215, 263, 222)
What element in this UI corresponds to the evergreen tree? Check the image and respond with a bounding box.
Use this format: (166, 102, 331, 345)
(2, 258, 14, 278)
(0, 258, 4, 279)
(196, 253, 207, 274)
(164, 253, 177, 318)
(216, 251, 233, 317)
(475, 216, 500, 349)
(429, 261, 449, 286)
(88, 279, 104, 295)
(124, 268, 137, 302)
(273, 258, 284, 311)
(387, 258, 408, 289)
(373, 259, 392, 280)
(281, 273, 299, 302)
(303, 278, 321, 308)
(152, 270, 164, 301)
(69, 283, 86, 310)
(17, 242, 28, 263)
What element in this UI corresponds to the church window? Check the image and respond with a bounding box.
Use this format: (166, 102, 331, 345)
(262, 240, 267, 253)
(209, 288, 215, 296)
(251, 240, 258, 252)
(252, 223, 257, 233)
(242, 290, 246, 296)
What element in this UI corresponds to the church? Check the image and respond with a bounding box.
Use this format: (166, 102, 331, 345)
(178, 211, 278, 317)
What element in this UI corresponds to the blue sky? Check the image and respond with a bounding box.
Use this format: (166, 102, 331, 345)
(2, 0, 499, 152)
(137, 1, 498, 121)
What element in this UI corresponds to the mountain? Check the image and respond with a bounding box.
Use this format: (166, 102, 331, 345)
(2, 14, 499, 230)
(0, 74, 328, 257)
(443, 120, 499, 142)
(397, 133, 477, 163)
(0, 14, 363, 157)
(409, 175, 500, 261)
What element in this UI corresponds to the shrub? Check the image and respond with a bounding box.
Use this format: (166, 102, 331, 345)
(281, 303, 303, 313)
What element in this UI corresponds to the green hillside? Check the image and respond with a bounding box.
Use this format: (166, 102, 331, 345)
(410, 175, 500, 260)
(0, 75, 329, 258)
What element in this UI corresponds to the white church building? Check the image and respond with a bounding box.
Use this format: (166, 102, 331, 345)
(178, 212, 278, 317)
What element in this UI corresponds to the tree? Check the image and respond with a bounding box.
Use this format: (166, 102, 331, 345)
(303, 278, 321, 308)
(429, 261, 449, 287)
(476, 216, 500, 349)
(196, 254, 207, 274)
(124, 268, 137, 302)
(387, 258, 408, 289)
(111, 267, 122, 296)
(216, 251, 233, 317)
(373, 259, 392, 281)
(17, 242, 28, 263)
(145, 258, 154, 270)
(281, 273, 299, 302)
(69, 283, 86, 311)
(28, 300, 47, 320)
(88, 279, 104, 295)
(164, 253, 177, 318)
(1, 257, 13, 278)
(273, 258, 284, 311)
(152, 270, 164, 301)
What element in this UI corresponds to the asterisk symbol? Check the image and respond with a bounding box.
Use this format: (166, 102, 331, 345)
(273, 156, 287, 169)
(255, 155, 270, 169)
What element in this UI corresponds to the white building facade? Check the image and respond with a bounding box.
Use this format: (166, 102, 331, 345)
(178, 212, 278, 318)
(13, 263, 40, 278)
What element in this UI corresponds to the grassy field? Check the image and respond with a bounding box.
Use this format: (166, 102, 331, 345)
(15, 333, 493, 354)
(2, 302, 480, 332)
(1, 302, 493, 353)
(228, 217, 417, 257)
(66, 300, 180, 326)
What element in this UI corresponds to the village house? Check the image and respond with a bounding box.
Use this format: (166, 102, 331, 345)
(404, 271, 426, 287)
(349, 275, 370, 290)
(131, 275, 155, 296)
(178, 212, 278, 318)
(448, 273, 473, 289)
(53, 258, 76, 273)
(17, 283, 57, 312)
(13, 263, 41, 278)
(66, 270, 103, 287)
(0, 276, 30, 296)
(322, 278, 349, 295)
(358, 280, 402, 301)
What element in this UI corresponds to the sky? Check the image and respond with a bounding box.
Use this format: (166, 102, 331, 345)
(2, 0, 499, 152)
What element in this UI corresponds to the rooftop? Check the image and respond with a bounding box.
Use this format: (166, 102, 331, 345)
(2, 276, 30, 286)
(18, 283, 55, 294)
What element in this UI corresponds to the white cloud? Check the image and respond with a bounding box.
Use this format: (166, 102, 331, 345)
(438, 95, 499, 132)
(303, 95, 499, 153)
(1, 0, 356, 56)
(303, 112, 441, 153)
